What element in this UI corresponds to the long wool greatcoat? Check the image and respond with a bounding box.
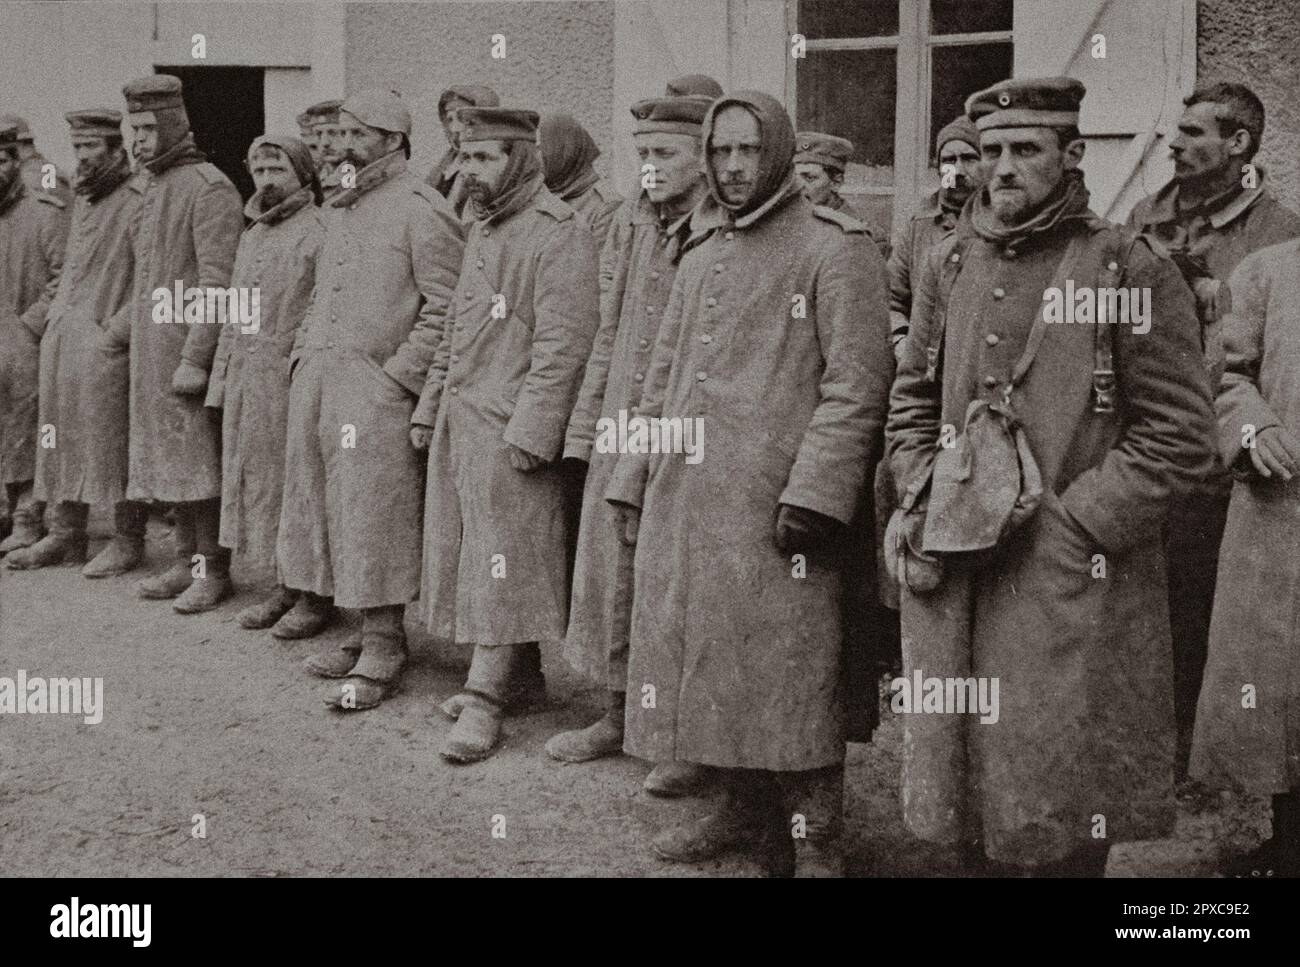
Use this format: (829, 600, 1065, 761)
(562, 193, 690, 689)
(605, 190, 894, 771)
(206, 187, 325, 572)
(0, 181, 68, 488)
(415, 181, 599, 647)
(125, 158, 242, 502)
(277, 151, 464, 609)
(1190, 239, 1300, 795)
(34, 173, 137, 506)
(887, 210, 1216, 866)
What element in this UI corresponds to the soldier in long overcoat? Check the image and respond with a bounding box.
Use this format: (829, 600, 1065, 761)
(543, 80, 721, 801)
(1190, 238, 1300, 877)
(277, 90, 464, 710)
(6, 110, 141, 574)
(410, 107, 599, 763)
(887, 78, 1216, 875)
(604, 92, 894, 876)
(204, 136, 325, 630)
(120, 75, 243, 612)
(0, 121, 68, 557)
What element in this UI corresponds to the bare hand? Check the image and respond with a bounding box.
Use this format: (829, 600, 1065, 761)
(1250, 426, 1300, 480)
(171, 359, 208, 396)
(409, 424, 434, 451)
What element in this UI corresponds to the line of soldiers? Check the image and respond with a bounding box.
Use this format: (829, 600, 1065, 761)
(1, 67, 1297, 879)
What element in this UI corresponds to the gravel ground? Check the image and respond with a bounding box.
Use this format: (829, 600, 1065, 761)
(0, 518, 1269, 877)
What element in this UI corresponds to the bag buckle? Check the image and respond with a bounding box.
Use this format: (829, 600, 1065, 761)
(1092, 367, 1116, 413)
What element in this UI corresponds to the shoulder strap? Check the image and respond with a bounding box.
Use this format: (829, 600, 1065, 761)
(1090, 226, 1137, 414)
(1007, 231, 1092, 393)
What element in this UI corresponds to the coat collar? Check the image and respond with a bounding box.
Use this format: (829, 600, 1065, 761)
(1141, 172, 1269, 230)
(329, 149, 407, 208)
(245, 184, 316, 225)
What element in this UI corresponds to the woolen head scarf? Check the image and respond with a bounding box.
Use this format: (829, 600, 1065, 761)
(701, 91, 797, 219)
(538, 113, 601, 201)
(469, 139, 543, 225)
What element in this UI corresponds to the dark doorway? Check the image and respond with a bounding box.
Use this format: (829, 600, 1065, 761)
(156, 65, 264, 201)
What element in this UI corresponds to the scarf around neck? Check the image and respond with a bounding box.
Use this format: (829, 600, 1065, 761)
(143, 132, 207, 176)
(77, 149, 132, 204)
(970, 168, 1091, 247)
(469, 141, 543, 225)
(247, 183, 315, 226)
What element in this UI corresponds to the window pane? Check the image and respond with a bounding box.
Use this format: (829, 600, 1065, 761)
(798, 0, 899, 40)
(929, 42, 1012, 162)
(797, 48, 897, 185)
(930, 0, 1012, 34)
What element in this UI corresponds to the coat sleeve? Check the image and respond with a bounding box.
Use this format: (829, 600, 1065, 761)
(19, 204, 69, 340)
(411, 301, 453, 428)
(780, 232, 894, 524)
(563, 207, 629, 461)
(887, 219, 914, 346)
(1213, 250, 1284, 467)
(604, 259, 689, 511)
(502, 219, 600, 461)
(382, 200, 465, 396)
(1058, 239, 1217, 552)
(886, 238, 947, 507)
(180, 178, 243, 370)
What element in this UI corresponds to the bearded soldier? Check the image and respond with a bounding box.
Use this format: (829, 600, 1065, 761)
(0, 121, 69, 558)
(410, 107, 599, 763)
(887, 77, 1216, 876)
(604, 92, 893, 876)
(6, 110, 141, 574)
(1126, 82, 1300, 780)
(278, 90, 464, 707)
(204, 136, 325, 630)
(543, 76, 722, 801)
(121, 74, 243, 612)
(539, 113, 622, 243)
(427, 84, 498, 217)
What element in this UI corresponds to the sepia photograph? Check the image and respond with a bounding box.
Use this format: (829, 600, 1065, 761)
(0, 0, 1295, 942)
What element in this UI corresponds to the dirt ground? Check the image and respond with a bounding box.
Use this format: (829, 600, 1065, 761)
(0, 516, 1270, 877)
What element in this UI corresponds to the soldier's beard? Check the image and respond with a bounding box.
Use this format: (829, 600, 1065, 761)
(257, 182, 289, 211)
(0, 166, 17, 195)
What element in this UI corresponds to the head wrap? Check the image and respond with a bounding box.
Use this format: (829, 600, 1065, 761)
(538, 113, 601, 200)
(702, 91, 796, 217)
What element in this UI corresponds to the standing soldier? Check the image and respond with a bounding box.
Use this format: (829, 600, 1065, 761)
(278, 90, 464, 705)
(887, 78, 1216, 876)
(1126, 82, 1300, 780)
(296, 108, 321, 169)
(1190, 238, 1300, 877)
(121, 74, 243, 612)
(0, 121, 69, 558)
(303, 100, 343, 191)
(604, 92, 893, 876)
(889, 116, 982, 361)
(539, 113, 622, 242)
(793, 132, 855, 213)
(204, 136, 325, 630)
(0, 114, 74, 207)
(410, 107, 599, 763)
(544, 78, 721, 800)
(6, 110, 141, 573)
(427, 85, 498, 217)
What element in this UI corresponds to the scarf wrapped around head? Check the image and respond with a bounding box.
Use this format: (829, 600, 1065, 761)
(77, 146, 132, 203)
(970, 166, 1091, 246)
(702, 91, 796, 219)
(248, 134, 323, 206)
(470, 139, 543, 224)
(538, 113, 601, 201)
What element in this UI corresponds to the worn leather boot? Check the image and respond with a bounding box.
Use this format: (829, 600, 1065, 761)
(139, 503, 196, 599)
(651, 769, 769, 863)
(545, 690, 625, 763)
(1225, 792, 1300, 878)
(775, 766, 845, 878)
(273, 591, 337, 640)
(439, 640, 546, 719)
(174, 499, 231, 613)
(83, 502, 147, 578)
(0, 493, 44, 556)
(238, 586, 298, 629)
(644, 760, 714, 798)
(6, 501, 88, 570)
(440, 693, 505, 763)
(322, 605, 406, 711)
(303, 639, 361, 679)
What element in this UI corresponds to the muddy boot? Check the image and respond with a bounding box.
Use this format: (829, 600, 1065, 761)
(238, 586, 298, 629)
(6, 501, 88, 570)
(1225, 792, 1300, 878)
(545, 690, 624, 763)
(174, 499, 231, 613)
(83, 502, 147, 578)
(322, 605, 406, 712)
(774, 765, 845, 878)
(303, 639, 361, 679)
(440, 640, 545, 720)
(0, 487, 44, 557)
(273, 591, 337, 639)
(440, 642, 527, 759)
(139, 503, 195, 599)
(644, 760, 714, 798)
(651, 769, 770, 863)
(440, 694, 505, 762)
